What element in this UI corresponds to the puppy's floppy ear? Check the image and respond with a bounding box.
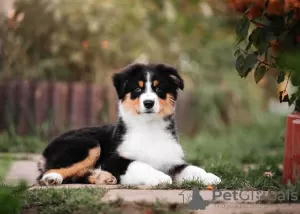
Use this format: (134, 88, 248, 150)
(156, 64, 184, 90)
(112, 72, 127, 99)
(112, 63, 143, 99)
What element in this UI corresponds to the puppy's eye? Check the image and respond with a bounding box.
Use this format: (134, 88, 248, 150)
(155, 87, 162, 93)
(134, 88, 142, 93)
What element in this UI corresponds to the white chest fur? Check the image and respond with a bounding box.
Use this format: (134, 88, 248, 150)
(117, 114, 185, 173)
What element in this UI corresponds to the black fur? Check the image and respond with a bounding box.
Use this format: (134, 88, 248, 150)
(168, 164, 188, 180)
(37, 63, 186, 184)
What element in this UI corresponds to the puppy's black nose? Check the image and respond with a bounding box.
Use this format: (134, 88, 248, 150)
(143, 100, 154, 109)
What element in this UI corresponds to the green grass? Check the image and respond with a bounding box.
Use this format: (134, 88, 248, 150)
(0, 157, 12, 182)
(181, 114, 285, 167)
(23, 188, 107, 214)
(0, 131, 45, 153)
(20, 188, 189, 214)
(174, 114, 290, 191)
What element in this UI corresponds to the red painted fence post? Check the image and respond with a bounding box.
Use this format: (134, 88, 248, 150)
(292, 119, 300, 183)
(282, 111, 300, 184)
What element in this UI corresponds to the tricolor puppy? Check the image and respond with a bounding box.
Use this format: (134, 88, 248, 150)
(37, 63, 221, 186)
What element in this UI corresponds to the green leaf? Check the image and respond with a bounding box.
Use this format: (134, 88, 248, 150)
(235, 54, 246, 77)
(291, 73, 300, 87)
(258, 42, 269, 55)
(251, 28, 263, 49)
(249, 28, 260, 44)
(277, 71, 285, 84)
(236, 18, 250, 40)
(254, 65, 267, 84)
(277, 51, 300, 71)
(252, 16, 272, 27)
(245, 53, 257, 69)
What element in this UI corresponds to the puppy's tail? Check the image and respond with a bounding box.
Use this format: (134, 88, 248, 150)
(36, 156, 46, 182)
(37, 156, 46, 174)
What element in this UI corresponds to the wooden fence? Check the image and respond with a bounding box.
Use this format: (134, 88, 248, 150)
(0, 79, 199, 138)
(0, 80, 118, 137)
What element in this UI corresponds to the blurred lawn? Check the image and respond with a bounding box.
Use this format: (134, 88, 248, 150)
(0, 157, 12, 182)
(181, 114, 285, 167)
(0, 132, 45, 153)
(175, 113, 288, 190)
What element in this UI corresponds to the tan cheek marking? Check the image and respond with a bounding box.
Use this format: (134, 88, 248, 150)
(153, 80, 159, 87)
(138, 81, 144, 88)
(122, 93, 140, 115)
(159, 94, 175, 117)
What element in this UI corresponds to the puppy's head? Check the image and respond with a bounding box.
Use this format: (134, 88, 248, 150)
(113, 63, 184, 118)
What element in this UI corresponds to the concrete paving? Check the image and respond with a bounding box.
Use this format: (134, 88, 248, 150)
(192, 204, 300, 214)
(4, 158, 300, 214)
(4, 160, 39, 185)
(101, 189, 300, 214)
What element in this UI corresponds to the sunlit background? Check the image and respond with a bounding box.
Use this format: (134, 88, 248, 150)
(0, 0, 299, 185)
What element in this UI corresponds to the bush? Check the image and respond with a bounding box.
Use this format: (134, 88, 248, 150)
(0, 131, 45, 153)
(0, 0, 179, 82)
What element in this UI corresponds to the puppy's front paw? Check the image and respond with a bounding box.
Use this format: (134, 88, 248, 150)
(39, 172, 63, 186)
(175, 165, 221, 185)
(89, 169, 117, 185)
(144, 170, 172, 186)
(203, 172, 221, 185)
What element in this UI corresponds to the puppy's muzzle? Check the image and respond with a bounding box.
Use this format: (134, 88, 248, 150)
(143, 100, 155, 110)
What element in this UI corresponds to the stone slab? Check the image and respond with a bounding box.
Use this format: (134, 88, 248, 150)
(101, 189, 292, 204)
(192, 204, 300, 214)
(4, 160, 39, 185)
(101, 189, 300, 214)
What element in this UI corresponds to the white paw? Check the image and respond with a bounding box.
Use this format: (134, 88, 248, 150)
(40, 172, 63, 186)
(203, 172, 221, 185)
(144, 170, 173, 186)
(175, 165, 221, 185)
(120, 161, 172, 186)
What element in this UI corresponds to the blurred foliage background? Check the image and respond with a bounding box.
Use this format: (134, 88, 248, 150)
(1, 2, 300, 212)
(0, 0, 295, 157)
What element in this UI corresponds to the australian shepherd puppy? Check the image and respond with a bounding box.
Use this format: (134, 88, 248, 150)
(37, 63, 221, 186)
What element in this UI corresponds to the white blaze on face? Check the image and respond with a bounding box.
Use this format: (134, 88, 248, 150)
(139, 72, 160, 113)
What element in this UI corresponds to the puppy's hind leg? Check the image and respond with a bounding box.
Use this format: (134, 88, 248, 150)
(87, 169, 117, 185)
(39, 146, 101, 186)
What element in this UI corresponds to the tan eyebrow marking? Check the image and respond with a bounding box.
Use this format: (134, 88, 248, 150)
(138, 81, 144, 88)
(153, 80, 159, 87)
